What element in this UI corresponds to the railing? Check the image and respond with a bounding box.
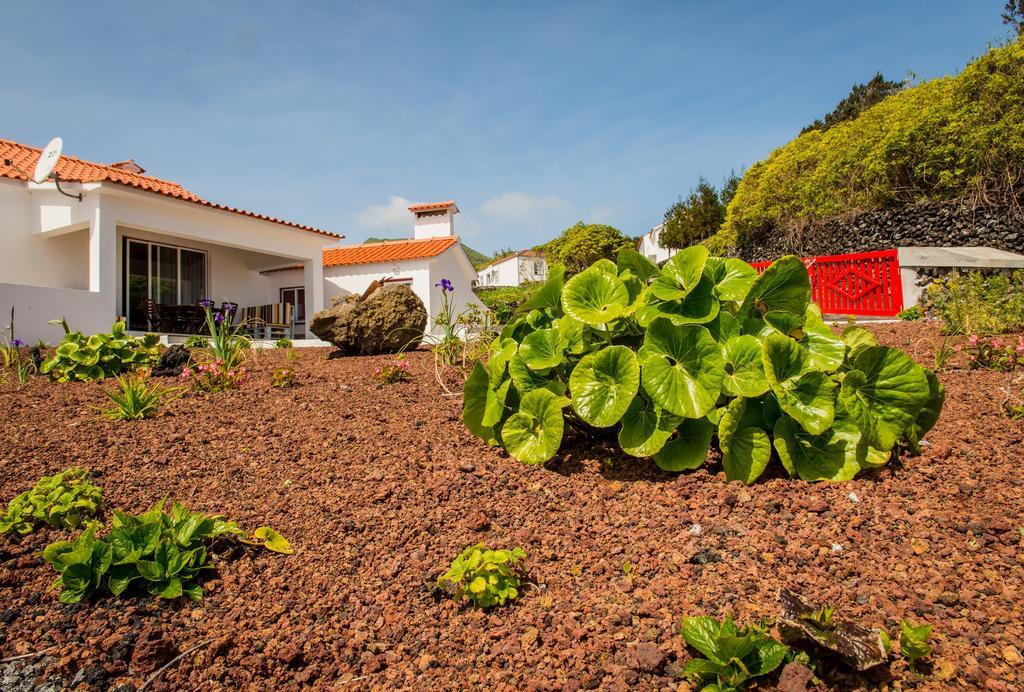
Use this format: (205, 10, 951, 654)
(750, 249, 904, 317)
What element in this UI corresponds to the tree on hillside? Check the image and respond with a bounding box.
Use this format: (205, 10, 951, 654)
(659, 177, 728, 250)
(544, 222, 634, 274)
(719, 170, 741, 207)
(1005, 1, 1024, 36)
(801, 72, 906, 134)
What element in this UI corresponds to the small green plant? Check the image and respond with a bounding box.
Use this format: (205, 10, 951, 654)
(285, 348, 301, 362)
(897, 305, 924, 321)
(437, 544, 527, 609)
(183, 334, 208, 349)
(680, 615, 789, 691)
(373, 359, 411, 385)
(42, 498, 292, 603)
(933, 336, 957, 371)
(899, 619, 933, 666)
(925, 271, 1024, 335)
(962, 334, 1024, 371)
(0, 469, 103, 536)
(271, 367, 296, 388)
(40, 320, 161, 382)
(622, 560, 633, 578)
(274, 337, 293, 349)
(800, 605, 837, 630)
(96, 375, 182, 420)
(179, 302, 251, 392)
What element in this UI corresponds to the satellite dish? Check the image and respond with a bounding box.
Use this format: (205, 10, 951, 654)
(33, 137, 63, 183)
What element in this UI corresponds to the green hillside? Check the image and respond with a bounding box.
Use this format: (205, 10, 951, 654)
(707, 39, 1024, 252)
(364, 237, 491, 269)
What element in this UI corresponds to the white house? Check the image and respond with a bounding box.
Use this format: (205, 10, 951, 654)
(477, 250, 547, 287)
(637, 223, 676, 265)
(0, 138, 339, 345)
(264, 201, 480, 335)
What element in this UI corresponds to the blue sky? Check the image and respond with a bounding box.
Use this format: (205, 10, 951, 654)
(4, 1, 1012, 254)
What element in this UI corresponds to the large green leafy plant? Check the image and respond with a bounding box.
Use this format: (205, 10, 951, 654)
(681, 615, 789, 691)
(0, 469, 103, 536)
(463, 248, 943, 483)
(40, 319, 161, 382)
(42, 498, 292, 603)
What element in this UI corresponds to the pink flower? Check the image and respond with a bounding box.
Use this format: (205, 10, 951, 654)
(992, 338, 1005, 350)
(180, 367, 191, 378)
(968, 334, 979, 346)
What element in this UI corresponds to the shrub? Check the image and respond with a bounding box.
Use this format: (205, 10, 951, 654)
(680, 615, 788, 690)
(437, 544, 527, 609)
(711, 40, 1024, 250)
(0, 469, 103, 536)
(96, 375, 182, 420)
(373, 359, 410, 385)
(183, 334, 208, 349)
(925, 271, 1024, 335)
(962, 334, 1024, 370)
(271, 367, 296, 387)
(274, 338, 293, 349)
(463, 248, 944, 481)
(40, 320, 161, 382)
(897, 305, 923, 321)
(42, 498, 292, 603)
(476, 284, 538, 325)
(544, 222, 635, 275)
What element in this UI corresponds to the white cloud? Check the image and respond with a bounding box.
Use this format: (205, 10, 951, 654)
(481, 192, 572, 226)
(354, 195, 412, 230)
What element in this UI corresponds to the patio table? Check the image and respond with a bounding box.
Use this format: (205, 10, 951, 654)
(157, 304, 206, 335)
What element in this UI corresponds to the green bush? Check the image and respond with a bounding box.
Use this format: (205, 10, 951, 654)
(42, 498, 292, 603)
(40, 320, 161, 382)
(681, 615, 788, 690)
(183, 334, 208, 349)
(0, 469, 103, 536)
(437, 544, 527, 609)
(925, 270, 1024, 335)
(463, 248, 944, 482)
(274, 338, 293, 349)
(475, 284, 539, 324)
(709, 39, 1024, 251)
(896, 305, 924, 321)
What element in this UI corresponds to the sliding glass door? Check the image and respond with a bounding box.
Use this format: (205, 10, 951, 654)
(124, 238, 207, 331)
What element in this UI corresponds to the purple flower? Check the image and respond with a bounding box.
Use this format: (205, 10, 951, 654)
(199, 298, 214, 309)
(12, 339, 23, 347)
(214, 312, 225, 323)
(435, 278, 454, 293)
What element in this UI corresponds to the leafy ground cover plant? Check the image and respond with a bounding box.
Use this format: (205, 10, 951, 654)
(680, 615, 788, 691)
(437, 544, 527, 609)
(0, 469, 103, 536)
(274, 338, 293, 349)
(463, 247, 944, 482)
(183, 334, 208, 349)
(271, 367, 296, 387)
(96, 375, 182, 420)
(897, 306, 923, 321)
(373, 359, 411, 385)
(40, 319, 160, 382)
(899, 620, 933, 667)
(42, 498, 292, 603)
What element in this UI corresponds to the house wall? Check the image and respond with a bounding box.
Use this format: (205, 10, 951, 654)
(517, 255, 547, 284)
(638, 224, 676, 265)
(0, 179, 331, 343)
(477, 257, 520, 286)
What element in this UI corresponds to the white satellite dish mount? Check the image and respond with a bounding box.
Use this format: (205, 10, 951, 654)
(3, 136, 82, 201)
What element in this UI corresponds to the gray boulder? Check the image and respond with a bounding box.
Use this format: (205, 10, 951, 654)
(309, 283, 427, 356)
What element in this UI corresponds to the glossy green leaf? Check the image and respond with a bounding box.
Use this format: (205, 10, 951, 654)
(649, 246, 709, 301)
(618, 395, 683, 457)
(839, 346, 930, 450)
(740, 255, 811, 319)
(516, 265, 565, 314)
(639, 319, 724, 418)
(616, 247, 660, 282)
(705, 257, 758, 303)
(905, 369, 945, 453)
(637, 274, 720, 326)
(654, 417, 714, 471)
(721, 335, 769, 398)
(562, 267, 630, 326)
(718, 398, 772, 484)
(762, 332, 812, 387)
(500, 389, 567, 464)
(251, 526, 294, 554)
(569, 346, 640, 427)
(775, 370, 836, 435)
(773, 415, 863, 482)
(519, 327, 564, 370)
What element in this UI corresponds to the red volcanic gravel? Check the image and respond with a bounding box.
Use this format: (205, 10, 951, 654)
(1, 321, 1022, 690)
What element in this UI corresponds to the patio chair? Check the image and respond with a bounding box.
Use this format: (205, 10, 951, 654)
(140, 298, 164, 332)
(237, 303, 294, 340)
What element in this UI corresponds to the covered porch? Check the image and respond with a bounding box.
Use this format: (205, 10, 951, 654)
(1, 179, 331, 344)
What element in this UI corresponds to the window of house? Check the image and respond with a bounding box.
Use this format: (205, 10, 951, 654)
(279, 286, 306, 324)
(123, 238, 207, 331)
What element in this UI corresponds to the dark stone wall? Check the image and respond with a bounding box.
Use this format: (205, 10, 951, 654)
(732, 201, 1024, 262)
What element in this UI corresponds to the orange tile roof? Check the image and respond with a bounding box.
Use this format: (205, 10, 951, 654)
(0, 138, 341, 238)
(322, 236, 459, 267)
(408, 200, 457, 212)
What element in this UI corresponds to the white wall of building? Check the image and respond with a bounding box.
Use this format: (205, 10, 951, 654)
(477, 253, 547, 286)
(0, 178, 331, 344)
(638, 223, 676, 265)
(413, 209, 455, 240)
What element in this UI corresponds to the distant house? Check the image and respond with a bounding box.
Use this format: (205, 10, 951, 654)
(0, 138, 340, 344)
(637, 223, 676, 265)
(265, 201, 479, 336)
(477, 250, 547, 287)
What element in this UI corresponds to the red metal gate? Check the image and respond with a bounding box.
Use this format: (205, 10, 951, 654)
(749, 249, 904, 317)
